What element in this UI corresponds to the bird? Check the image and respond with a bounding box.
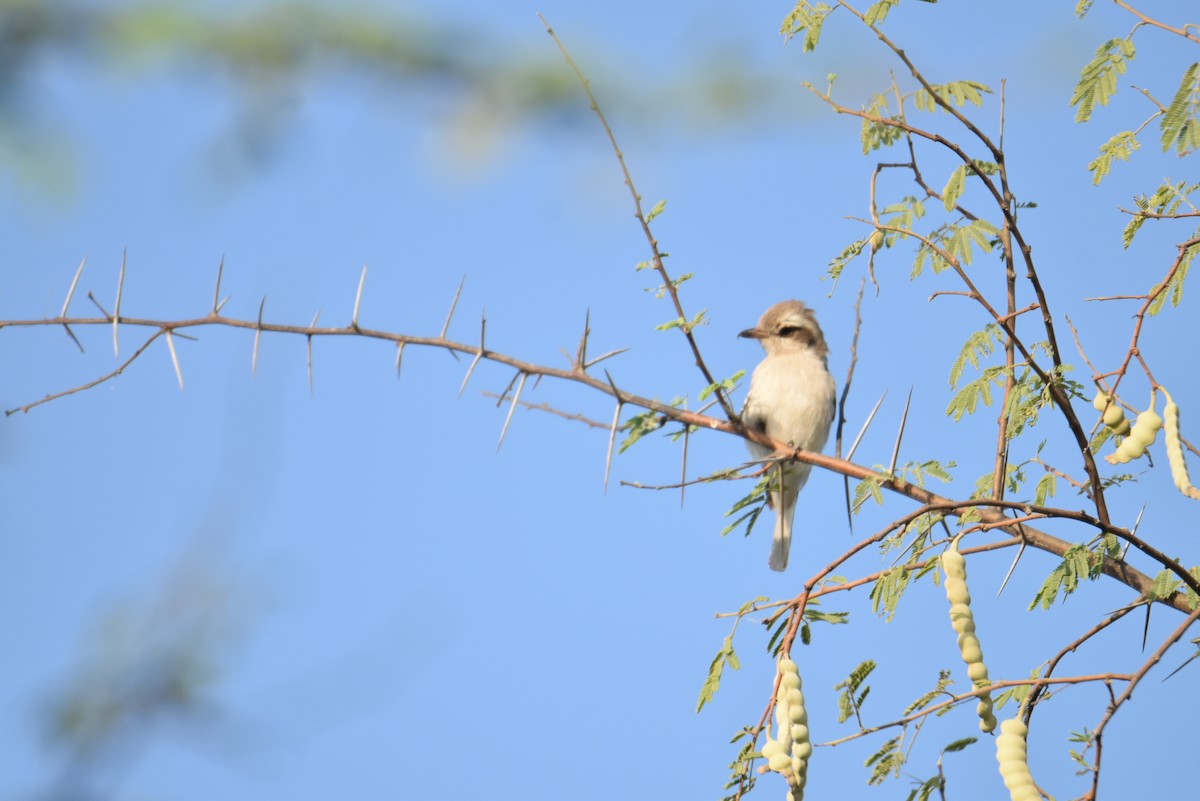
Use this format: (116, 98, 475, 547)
(739, 300, 837, 571)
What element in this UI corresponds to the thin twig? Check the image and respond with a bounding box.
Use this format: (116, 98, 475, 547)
(839, 278, 866, 532)
(539, 14, 737, 421)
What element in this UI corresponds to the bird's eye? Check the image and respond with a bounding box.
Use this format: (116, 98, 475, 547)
(778, 326, 803, 337)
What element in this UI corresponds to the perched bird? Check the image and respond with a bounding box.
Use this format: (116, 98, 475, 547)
(739, 300, 837, 571)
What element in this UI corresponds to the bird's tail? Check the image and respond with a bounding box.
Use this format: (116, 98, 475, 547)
(768, 477, 799, 572)
(767, 463, 810, 571)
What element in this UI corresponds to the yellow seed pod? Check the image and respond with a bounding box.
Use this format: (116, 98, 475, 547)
(941, 548, 966, 579)
(1163, 389, 1200, 501)
(869, 229, 885, 253)
(945, 577, 970, 606)
(994, 718, 1040, 801)
(949, 603, 976, 634)
(958, 634, 984, 665)
(1102, 403, 1125, 428)
(941, 538, 996, 731)
(768, 657, 810, 801)
(762, 738, 784, 760)
(1130, 408, 1163, 447)
(967, 661, 990, 683)
(768, 751, 793, 773)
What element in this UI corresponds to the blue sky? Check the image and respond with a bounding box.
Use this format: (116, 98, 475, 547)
(2, 2, 1199, 799)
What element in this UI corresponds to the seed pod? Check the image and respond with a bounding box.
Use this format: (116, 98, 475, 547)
(1162, 389, 1200, 500)
(1105, 402, 1163, 464)
(994, 717, 1040, 801)
(766, 658, 811, 800)
(941, 537, 996, 733)
(1094, 390, 1131, 435)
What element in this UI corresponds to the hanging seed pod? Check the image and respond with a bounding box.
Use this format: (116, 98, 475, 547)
(941, 539, 996, 733)
(1162, 388, 1200, 500)
(994, 717, 1040, 801)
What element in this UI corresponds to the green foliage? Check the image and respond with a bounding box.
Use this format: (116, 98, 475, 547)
(865, 735, 904, 785)
(854, 471, 889, 511)
(905, 670, 953, 715)
(1187, 566, 1200, 610)
(945, 365, 1005, 421)
(782, 602, 851, 651)
(941, 164, 968, 211)
(881, 510, 943, 559)
(722, 473, 770, 536)
(1087, 130, 1140, 185)
(1075, 0, 1095, 17)
(780, 1, 832, 52)
(1004, 365, 1080, 439)
(719, 726, 759, 800)
(904, 774, 943, 801)
(995, 666, 1044, 710)
(700, 370, 745, 402)
(882, 196, 926, 239)
(807, 607, 851, 627)
(827, 238, 868, 283)
(870, 566, 913, 622)
(697, 633, 740, 712)
(912, 218, 998, 276)
(1029, 544, 1098, 609)
(619, 409, 665, 453)
(1161, 62, 1200, 155)
(645, 198, 667, 223)
(913, 80, 992, 113)
(655, 309, 707, 333)
(855, 461, 953, 515)
(1033, 471, 1057, 507)
(1146, 568, 1182, 603)
(1071, 38, 1136, 123)
(1068, 727, 1097, 775)
(862, 93, 906, 153)
(960, 465, 1023, 522)
(642, 269, 693, 300)
(1148, 241, 1196, 316)
(864, 0, 901, 26)
(836, 660, 877, 723)
(948, 324, 1003, 389)
(946, 218, 999, 265)
(1123, 180, 1199, 248)
(904, 739, 976, 801)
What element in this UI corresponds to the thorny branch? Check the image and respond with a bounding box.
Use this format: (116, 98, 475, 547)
(5, 304, 1196, 614)
(539, 16, 739, 422)
(823, 1, 1113, 525)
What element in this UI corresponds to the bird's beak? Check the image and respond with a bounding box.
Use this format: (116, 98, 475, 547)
(739, 327, 766, 340)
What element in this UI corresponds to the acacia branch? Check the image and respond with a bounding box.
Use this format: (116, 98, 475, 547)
(6, 307, 1195, 611)
(539, 16, 738, 421)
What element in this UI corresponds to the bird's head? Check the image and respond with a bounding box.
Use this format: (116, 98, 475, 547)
(739, 300, 829, 358)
